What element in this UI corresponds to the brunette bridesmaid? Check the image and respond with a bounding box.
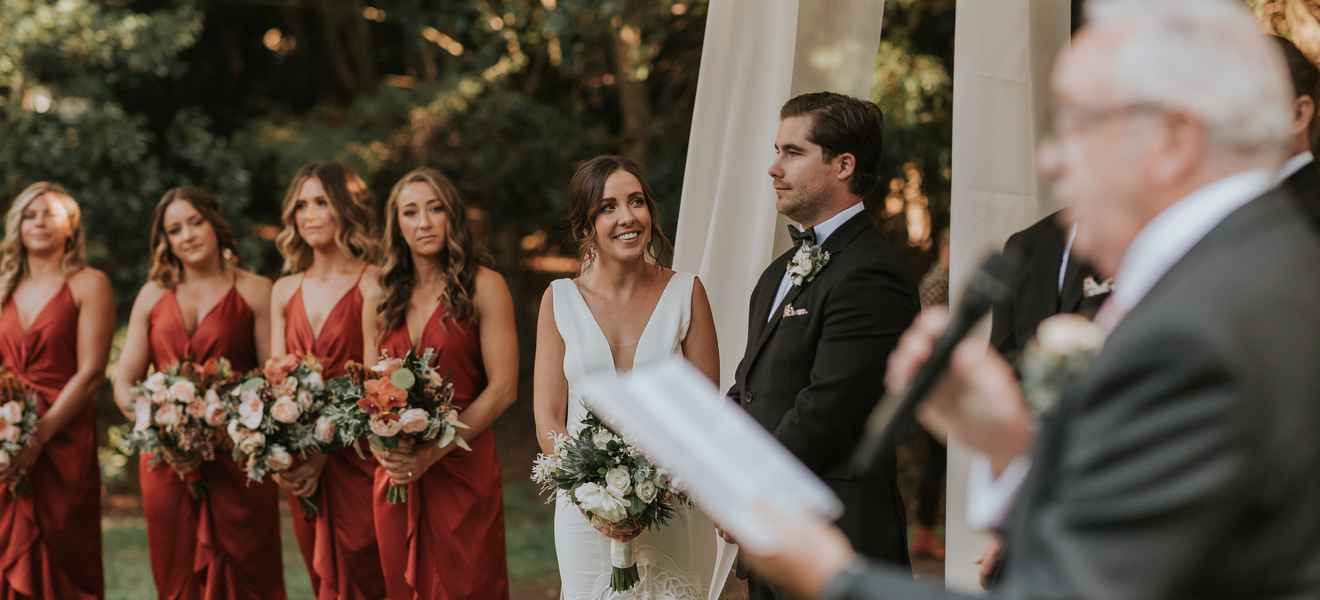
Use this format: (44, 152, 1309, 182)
(0, 182, 114, 598)
(362, 168, 517, 600)
(113, 187, 285, 598)
(269, 162, 386, 599)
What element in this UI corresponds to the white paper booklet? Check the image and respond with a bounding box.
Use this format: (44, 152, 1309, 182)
(577, 356, 844, 555)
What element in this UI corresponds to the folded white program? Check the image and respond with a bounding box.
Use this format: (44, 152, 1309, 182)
(578, 356, 843, 553)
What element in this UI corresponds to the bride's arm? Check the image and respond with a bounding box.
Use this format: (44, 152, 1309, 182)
(533, 285, 570, 454)
(682, 276, 720, 387)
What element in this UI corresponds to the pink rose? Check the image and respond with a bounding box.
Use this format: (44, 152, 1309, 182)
(399, 408, 429, 434)
(168, 380, 197, 404)
(238, 391, 264, 429)
(266, 446, 293, 471)
(0, 401, 23, 424)
(154, 403, 181, 428)
(270, 397, 301, 424)
(314, 416, 336, 445)
(369, 415, 402, 438)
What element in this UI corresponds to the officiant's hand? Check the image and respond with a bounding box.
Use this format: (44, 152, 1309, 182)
(886, 308, 1034, 474)
(738, 505, 855, 599)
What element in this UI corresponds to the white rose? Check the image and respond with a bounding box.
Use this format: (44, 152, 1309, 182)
(0, 401, 23, 424)
(1036, 314, 1106, 357)
(369, 415, 403, 438)
(592, 430, 618, 450)
(398, 408, 429, 434)
(226, 420, 243, 443)
(604, 466, 632, 496)
(314, 416, 337, 445)
(237, 431, 266, 455)
(143, 372, 168, 394)
(134, 400, 153, 432)
(238, 391, 264, 429)
(634, 480, 658, 504)
(154, 403, 181, 428)
(266, 445, 293, 471)
(302, 371, 324, 391)
(270, 397, 302, 424)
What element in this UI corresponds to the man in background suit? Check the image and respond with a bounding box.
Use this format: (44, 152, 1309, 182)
(1274, 35, 1320, 224)
(726, 91, 920, 600)
(738, 2, 1320, 598)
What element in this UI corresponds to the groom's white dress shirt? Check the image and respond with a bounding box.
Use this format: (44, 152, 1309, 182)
(766, 202, 866, 322)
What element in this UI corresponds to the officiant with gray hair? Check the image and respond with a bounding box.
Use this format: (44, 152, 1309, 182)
(738, 1, 1320, 598)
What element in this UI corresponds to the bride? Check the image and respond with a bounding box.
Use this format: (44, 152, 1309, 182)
(534, 155, 723, 599)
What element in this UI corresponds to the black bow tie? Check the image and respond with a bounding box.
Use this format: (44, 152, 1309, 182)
(789, 225, 817, 246)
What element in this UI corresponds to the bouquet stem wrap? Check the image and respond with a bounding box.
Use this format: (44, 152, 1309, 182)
(609, 538, 639, 592)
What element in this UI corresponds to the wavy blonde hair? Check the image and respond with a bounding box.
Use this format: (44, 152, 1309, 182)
(275, 162, 379, 274)
(0, 182, 87, 305)
(377, 168, 491, 337)
(148, 187, 240, 290)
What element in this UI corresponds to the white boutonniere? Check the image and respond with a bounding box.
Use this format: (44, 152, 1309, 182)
(787, 242, 830, 287)
(1082, 275, 1114, 298)
(1020, 314, 1106, 416)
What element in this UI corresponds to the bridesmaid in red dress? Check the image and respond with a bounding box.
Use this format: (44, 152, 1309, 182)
(112, 187, 285, 599)
(0, 182, 114, 598)
(269, 162, 385, 599)
(362, 168, 518, 600)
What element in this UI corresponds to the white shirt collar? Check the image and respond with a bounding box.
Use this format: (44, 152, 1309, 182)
(1058, 223, 1077, 293)
(797, 201, 865, 246)
(1112, 170, 1273, 313)
(1278, 151, 1314, 182)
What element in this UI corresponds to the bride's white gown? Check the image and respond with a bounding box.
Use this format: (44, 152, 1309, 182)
(551, 272, 722, 600)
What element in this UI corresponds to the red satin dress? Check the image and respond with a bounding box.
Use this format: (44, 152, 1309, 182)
(375, 306, 509, 600)
(141, 286, 285, 599)
(0, 283, 102, 598)
(284, 276, 385, 600)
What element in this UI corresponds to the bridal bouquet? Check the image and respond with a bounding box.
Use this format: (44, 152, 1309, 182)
(324, 348, 469, 504)
(532, 411, 685, 592)
(121, 358, 238, 498)
(0, 369, 40, 496)
(226, 354, 336, 517)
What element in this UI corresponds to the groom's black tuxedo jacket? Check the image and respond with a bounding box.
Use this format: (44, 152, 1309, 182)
(825, 188, 1320, 599)
(729, 210, 920, 569)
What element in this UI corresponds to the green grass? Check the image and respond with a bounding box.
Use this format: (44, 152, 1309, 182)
(102, 483, 556, 599)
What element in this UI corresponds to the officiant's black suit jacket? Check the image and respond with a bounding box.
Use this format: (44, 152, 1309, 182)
(990, 211, 1108, 366)
(728, 210, 920, 584)
(1283, 159, 1320, 228)
(824, 188, 1320, 599)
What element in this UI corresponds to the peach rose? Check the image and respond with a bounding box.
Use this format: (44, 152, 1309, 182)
(271, 397, 301, 424)
(369, 415, 403, 438)
(266, 446, 293, 471)
(399, 408, 430, 434)
(168, 380, 198, 404)
(187, 399, 207, 419)
(154, 403, 181, 428)
(237, 431, 266, 455)
(315, 416, 337, 445)
(263, 354, 300, 387)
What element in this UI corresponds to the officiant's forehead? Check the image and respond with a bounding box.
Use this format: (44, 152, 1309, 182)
(774, 115, 821, 155)
(1053, 26, 1130, 108)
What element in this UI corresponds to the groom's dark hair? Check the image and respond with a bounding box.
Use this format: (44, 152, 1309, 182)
(780, 92, 885, 198)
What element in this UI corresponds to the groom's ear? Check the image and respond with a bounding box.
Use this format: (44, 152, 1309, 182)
(834, 152, 857, 184)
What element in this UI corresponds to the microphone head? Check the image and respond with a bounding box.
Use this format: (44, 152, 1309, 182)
(963, 250, 1023, 312)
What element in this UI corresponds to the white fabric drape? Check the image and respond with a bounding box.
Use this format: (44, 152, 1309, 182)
(946, 0, 1070, 592)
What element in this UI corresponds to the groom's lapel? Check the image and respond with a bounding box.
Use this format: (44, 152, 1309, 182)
(740, 212, 871, 378)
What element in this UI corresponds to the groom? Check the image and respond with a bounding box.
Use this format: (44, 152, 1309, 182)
(727, 91, 920, 599)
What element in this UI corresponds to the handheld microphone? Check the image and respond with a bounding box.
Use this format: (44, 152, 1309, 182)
(849, 250, 1022, 473)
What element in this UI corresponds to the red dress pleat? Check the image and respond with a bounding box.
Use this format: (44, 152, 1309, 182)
(141, 287, 286, 599)
(284, 282, 385, 600)
(375, 306, 509, 600)
(0, 284, 103, 599)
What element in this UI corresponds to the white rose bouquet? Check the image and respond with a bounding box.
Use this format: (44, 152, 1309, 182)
(0, 368, 40, 496)
(120, 358, 238, 498)
(323, 349, 469, 504)
(531, 411, 686, 592)
(225, 354, 334, 517)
